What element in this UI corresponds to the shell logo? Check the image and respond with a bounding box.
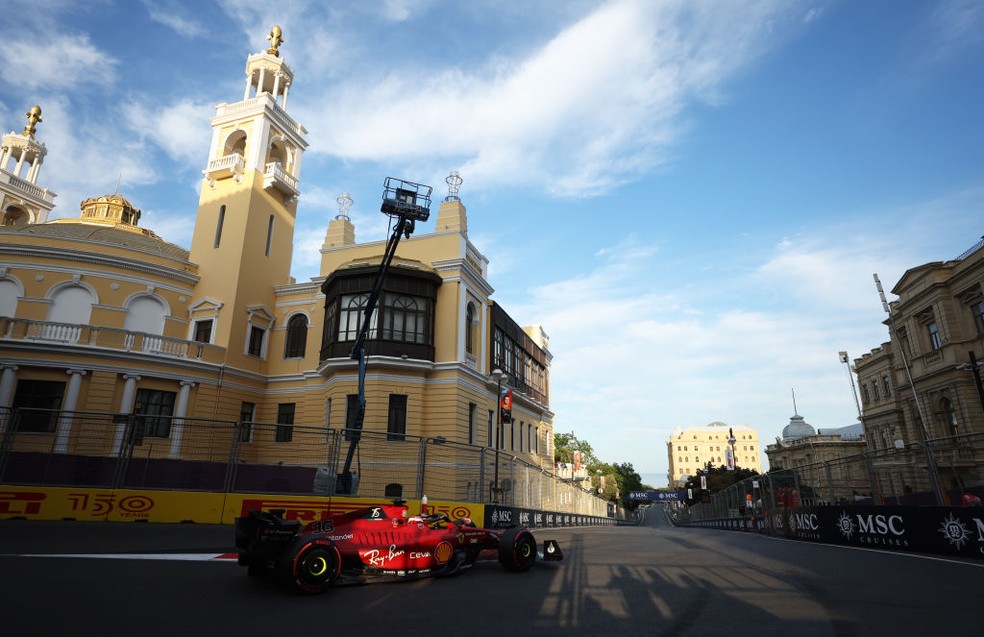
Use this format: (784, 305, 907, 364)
(434, 541, 454, 564)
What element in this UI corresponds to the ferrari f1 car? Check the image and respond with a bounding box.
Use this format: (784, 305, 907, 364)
(235, 500, 563, 593)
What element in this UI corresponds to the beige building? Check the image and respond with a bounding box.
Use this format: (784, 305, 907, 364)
(0, 28, 554, 499)
(666, 421, 762, 486)
(853, 238, 984, 498)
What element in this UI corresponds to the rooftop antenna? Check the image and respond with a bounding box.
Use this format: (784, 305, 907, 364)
(114, 172, 122, 195)
(791, 388, 798, 416)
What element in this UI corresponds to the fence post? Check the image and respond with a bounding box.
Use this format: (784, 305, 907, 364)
(224, 420, 244, 493)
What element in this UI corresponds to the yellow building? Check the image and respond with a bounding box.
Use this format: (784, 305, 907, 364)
(666, 421, 762, 486)
(0, 28, 554, 502)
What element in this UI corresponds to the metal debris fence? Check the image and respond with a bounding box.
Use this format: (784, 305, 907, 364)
(0, 407, 613, 519)
(679, 431, 984, 522)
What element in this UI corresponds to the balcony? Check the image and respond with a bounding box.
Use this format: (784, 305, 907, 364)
(0, 317, 226, 363)
(0, 169, 55, 204)
(263, 162, 298, 198)
(203, 153, 245, 182)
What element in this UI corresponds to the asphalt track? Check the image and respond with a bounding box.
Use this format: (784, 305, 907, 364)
(0, 507, 979, 635)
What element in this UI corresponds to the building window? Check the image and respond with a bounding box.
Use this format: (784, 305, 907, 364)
(193, 319, 213, 344)
(380, 293, 427, 344)
(882, 375, 891, 397)
(468, 403, 476, 445)
(927, 321, 942, 351)
(942, 398, 959, 437)
(862, 383, 870, 404)
(214, 205, 225, 248)
(337, 294, 370, 342)
(465, 303, 475, 355)
(873, 381, 880, 400)
(248, 325, 266, 357)
(276, 403, 295, 443)
(344, 394, 360, 441)
(11, 379, 65, 433)
(239, 402, 255, 443)
(973, 301, 984, 336)
(387, 394, 407, 441)
(284, 314, 308, 358)
(134, 389, 176, 438)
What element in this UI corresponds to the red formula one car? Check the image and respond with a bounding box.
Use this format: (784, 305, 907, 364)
(235, 500, 563, 593)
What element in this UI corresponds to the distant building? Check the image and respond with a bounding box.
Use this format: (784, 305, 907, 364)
(765, 414, 867, 503)
(666, 421, 761, 487)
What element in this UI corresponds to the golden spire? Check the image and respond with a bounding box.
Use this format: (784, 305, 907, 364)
(267, 25, 284, 56)
(23, 105, 42, 137)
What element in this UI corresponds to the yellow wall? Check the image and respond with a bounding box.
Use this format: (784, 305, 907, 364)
(0, 485, 485, 527)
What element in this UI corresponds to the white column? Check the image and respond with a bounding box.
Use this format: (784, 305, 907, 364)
(112, 374, 141, 451)
(257, 68, 266, 95)
(244, 71, 252, 100)
(14, 151, 25, 178)
(281, 82, 290, 109)
(0, 146, 10, 167)
(53, 368, 86, 453)
(168, 380, 195, 458)
(0, 364, 18, 433)
(27, 157, 41, 183)
(272, 71, 281, 100)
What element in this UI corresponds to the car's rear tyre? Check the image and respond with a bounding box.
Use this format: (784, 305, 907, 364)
(278, 538, 341, 594)
(498, 528, 537, 572)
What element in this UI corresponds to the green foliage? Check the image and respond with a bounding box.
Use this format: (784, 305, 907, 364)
(552, 433, 644, 509)
(682, 463, 758, 506)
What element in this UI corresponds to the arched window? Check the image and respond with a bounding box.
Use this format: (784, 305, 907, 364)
(223, 130, 247, 157)
(338, 294, 371, 341)
(44, 284, 95, 342)
(124, 295, 168, 352)
(124, 296, 166, 335)
(465, 302, 476, 355)
(284, 314, 308, 358)
(0, 276, 22, 317)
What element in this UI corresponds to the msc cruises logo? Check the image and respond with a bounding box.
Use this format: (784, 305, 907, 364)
(836, 511, 857, 540)
(938, 513, 971, 550)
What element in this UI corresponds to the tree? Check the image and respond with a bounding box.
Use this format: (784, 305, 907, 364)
(682, 463, 757, 507)
(553, 432, 598, 466)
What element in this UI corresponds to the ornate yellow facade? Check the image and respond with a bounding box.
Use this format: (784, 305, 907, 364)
(0, 28, 554, 495)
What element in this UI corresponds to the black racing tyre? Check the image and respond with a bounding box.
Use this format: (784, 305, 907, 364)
(498, 528, 537, 572)
(277, 538, 341, 594)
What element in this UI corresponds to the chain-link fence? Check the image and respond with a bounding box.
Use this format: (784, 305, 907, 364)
(0, 407, 612, 518)
(679, 432, 984, 522)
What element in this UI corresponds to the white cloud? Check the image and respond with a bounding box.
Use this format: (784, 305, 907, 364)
(142, 0, 207, 38)
(292, 0, 806, 199)
(122, 99, 213, 164)
(0, 33, 115, 90)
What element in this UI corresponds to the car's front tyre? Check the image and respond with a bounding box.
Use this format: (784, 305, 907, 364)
(498, 528, 537, 572)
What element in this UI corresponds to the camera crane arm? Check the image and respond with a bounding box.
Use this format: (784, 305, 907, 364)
(335, 178, 431, 494)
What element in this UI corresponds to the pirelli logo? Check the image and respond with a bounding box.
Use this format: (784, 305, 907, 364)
(239, 498, 377, 522)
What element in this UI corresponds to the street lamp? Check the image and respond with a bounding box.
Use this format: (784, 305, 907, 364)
(490, 368, 504, 503)
(728, 427, 738, 475)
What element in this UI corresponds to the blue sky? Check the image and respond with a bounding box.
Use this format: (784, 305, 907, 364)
(3, 0, 982, 483)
